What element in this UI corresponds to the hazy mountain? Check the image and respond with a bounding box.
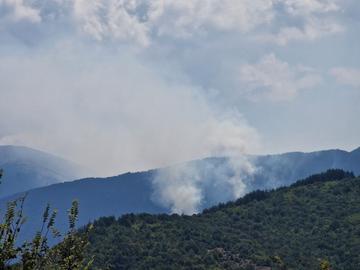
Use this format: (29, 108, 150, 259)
(0, 145, 88, 198)
(248, 147, 360, 189)
(0, 147, 360, 244)
(0, 171, 166, 244)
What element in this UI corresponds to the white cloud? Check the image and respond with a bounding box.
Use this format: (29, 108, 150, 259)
(0, 0, 357, 177)
(70, 0, 346, 46)
(71, 0, 344, 46)
(281, 0, 340, 16)
(331, 67, 360, 88)
(0, 0, 347, 46)
(252, 0, 344, 45)
(71, 0, 275, 46)
(73, 0, 150, 46)
(239, 54, 322, 101)
(147, 0, 274, 37)
(256, 17, 344, 45)
(0, 0, 41, 23)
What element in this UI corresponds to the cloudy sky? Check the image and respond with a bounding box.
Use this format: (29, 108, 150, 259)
(0, 0, 359, 175)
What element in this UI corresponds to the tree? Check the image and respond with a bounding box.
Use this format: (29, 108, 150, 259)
(319, 259, 331, 270)
(0, 169, 92, 269)
(42, 201, 93, 270)
(0, 181, 27, 268)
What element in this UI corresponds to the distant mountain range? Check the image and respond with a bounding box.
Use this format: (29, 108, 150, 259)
(0, 145, 88, 198)
(249, 146, 360, 189)
(0, 146, 360, 243)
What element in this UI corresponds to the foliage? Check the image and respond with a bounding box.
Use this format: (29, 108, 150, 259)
(319, 259, 331, 270)
(0, 170, 92, 269)
(290, 169, 354, 188)
(0, 195, 26, 269)
(44, 201, 94, 270)
(86, 170, 360, 270)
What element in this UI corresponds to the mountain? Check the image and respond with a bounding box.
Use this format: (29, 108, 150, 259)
(0, 145, 87, 198)
(248, 147, 360, 189)
(0, 171, 167, 243)
(1, 147, 360, 244)
(86, 170, 360, 270)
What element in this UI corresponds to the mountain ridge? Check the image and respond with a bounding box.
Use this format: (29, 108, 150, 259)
(87, 171, 360, 269)
(0, 145, 88, 198)
(1, 146, 360, 245)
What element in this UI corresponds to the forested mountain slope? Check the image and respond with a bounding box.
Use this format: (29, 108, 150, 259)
(86, 170, 360, 270)
(1, 147, 360, 245)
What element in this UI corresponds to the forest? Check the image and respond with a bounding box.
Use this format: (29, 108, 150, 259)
(86, 170, 360, 270)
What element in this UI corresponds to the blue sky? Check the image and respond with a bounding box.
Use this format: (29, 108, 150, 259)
(0, 0, 359, 175)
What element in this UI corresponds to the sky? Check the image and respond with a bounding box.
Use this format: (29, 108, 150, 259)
(0, 0, 359, 176)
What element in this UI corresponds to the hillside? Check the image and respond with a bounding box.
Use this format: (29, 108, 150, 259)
(0, 145, 88, 198)
(86, 170, 360, 270)
(1, 147, 360, 244)
(0, 171, 167, 243)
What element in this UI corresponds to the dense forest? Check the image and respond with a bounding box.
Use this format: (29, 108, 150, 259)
(86, 169, 360, 270)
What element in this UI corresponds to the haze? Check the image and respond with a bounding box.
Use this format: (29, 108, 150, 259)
(0, 0, 359, 176)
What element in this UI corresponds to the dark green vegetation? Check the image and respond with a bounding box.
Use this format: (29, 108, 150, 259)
(0, 171, 92, 269)
(87, 170, 360, 270)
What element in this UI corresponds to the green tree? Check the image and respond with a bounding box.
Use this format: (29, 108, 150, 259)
(319, 259, 331, 270)
(0, 169, 92, 269)
(43, 201, 93, 270)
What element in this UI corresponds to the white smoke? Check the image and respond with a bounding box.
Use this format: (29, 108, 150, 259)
(152, 164, 203, 215)
(0, 44, 259, 176)
(1, 0, 351, 214)
(226, 156, 256, 198)
(152, 139, 258, 215)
